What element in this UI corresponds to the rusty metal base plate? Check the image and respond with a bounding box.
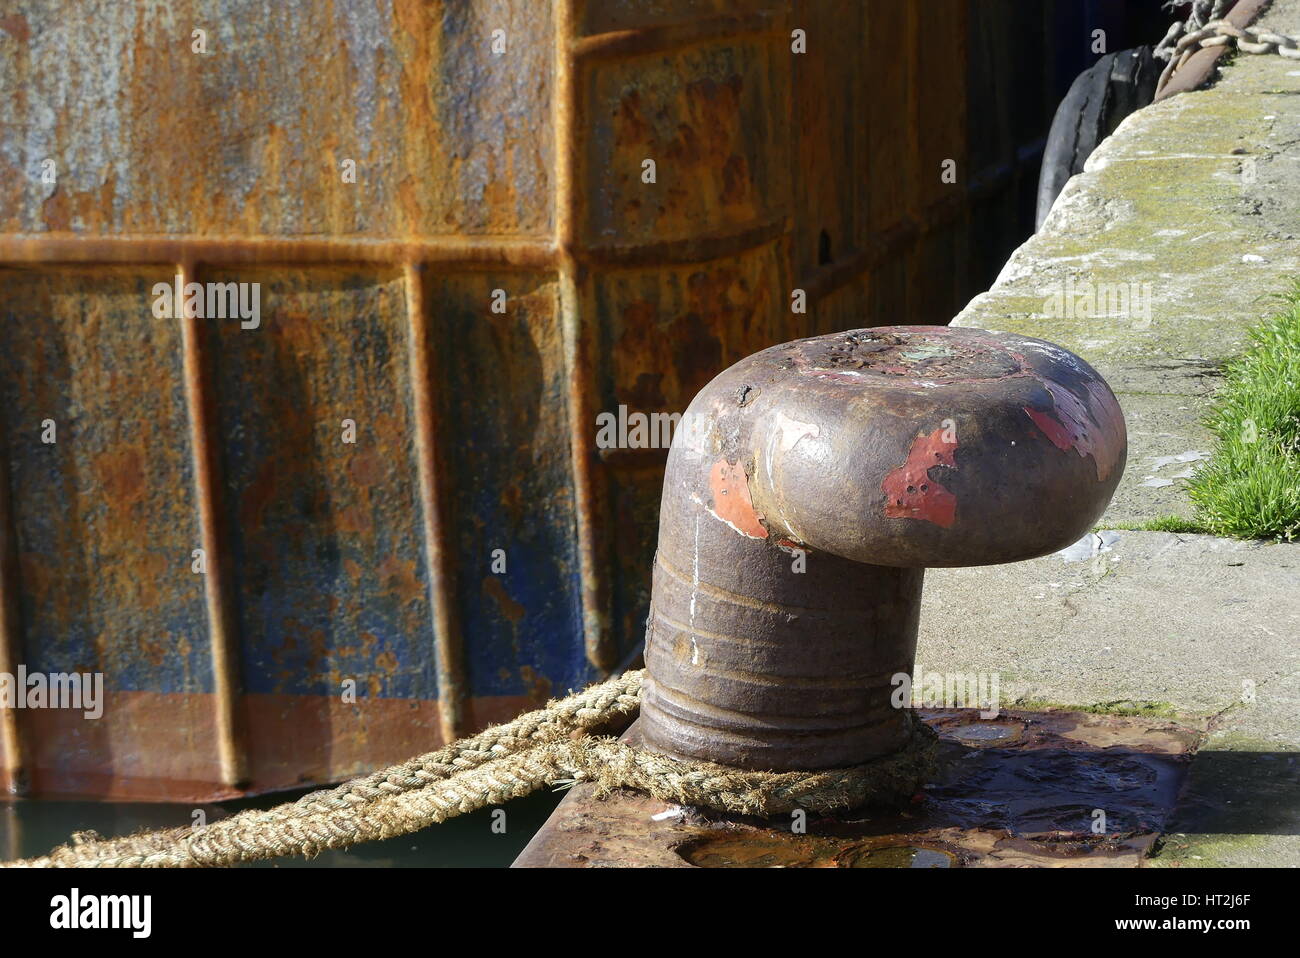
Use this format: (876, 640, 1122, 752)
(513, 710, 1201, 868)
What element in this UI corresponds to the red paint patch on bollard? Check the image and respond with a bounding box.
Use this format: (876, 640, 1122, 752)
(1025, 381, 1122, 481)
(708, 459, 768, 538)
(882, 427, 958, 528)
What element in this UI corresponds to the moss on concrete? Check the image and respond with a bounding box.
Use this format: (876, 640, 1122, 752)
(1014, 698, 1184, 719)
(954, 54, 1300, 527)
(1097, 515, 1209, 534)
(1148, 830, 1272, 868)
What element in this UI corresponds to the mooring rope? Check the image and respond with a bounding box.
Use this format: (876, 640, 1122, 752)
(5, 670, 937, 868)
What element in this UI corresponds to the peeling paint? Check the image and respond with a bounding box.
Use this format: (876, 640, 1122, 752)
(882, 427, 958, 528)
(707, 458, 767, 538)
(1025, 379, 1123, 481)
(764, 411, 820, 483)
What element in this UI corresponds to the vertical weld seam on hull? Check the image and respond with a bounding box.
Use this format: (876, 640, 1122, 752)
(903, 0, 924, 309)
(783, 3, 797, 331)
(556, 0, 614, 674)
(0, 408, 26, 795)
(180, 260, 249, 788)
(405, 261, 466, 742)
(1, 802, 18, 858)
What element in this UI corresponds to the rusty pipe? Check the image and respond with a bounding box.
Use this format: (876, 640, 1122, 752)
(640, 326, 1126, 771)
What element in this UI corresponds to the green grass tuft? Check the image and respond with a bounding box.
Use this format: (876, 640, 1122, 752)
(1184, 283, 1300, 542)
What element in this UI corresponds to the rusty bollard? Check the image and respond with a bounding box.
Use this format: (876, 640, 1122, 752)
(639, 326, 1126, 772)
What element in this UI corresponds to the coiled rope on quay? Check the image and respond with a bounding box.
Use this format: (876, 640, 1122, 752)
(5, 670, 938, 868)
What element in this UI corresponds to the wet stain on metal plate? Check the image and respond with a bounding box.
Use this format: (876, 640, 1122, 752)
(948, 720, 1024, 747)
(515, 709, 1200, 868)
(678, 834, 957, 868)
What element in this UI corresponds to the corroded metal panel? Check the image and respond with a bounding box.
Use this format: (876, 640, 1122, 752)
(0, 267, 214, 794)
(0, 271, 207, 682)
(203, 269, 441, 780)
(206, 269, 429, 698)
(0, 0, 1146, 800)
(0, 0, 554, 238)
(577, 0, 782, 37)
(595, 248, 790, 417)
(811, 272, 872, 338)
(863, 1, 914, 241)
(428, 271, 589, 710)
(909, 1, 969, 326)
(571, 10, 795, 664)
(578, 36, 791, 250)
(587, 244, 790, 654)
(790, 1, 866, 284)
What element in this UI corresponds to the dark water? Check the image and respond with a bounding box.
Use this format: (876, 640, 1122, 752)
(1, 788, 564, 867)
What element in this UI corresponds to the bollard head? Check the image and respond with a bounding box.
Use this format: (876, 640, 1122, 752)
(676, 325, 1127, 567)
(640, 326, 1127, 772)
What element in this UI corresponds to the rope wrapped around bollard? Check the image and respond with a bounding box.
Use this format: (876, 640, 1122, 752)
(4, 670, 938, 868)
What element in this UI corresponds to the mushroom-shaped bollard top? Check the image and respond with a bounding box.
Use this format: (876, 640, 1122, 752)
(640, 326, 1126, 772)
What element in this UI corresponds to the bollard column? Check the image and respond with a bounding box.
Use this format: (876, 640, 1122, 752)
(639, 326, 1127, 771)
